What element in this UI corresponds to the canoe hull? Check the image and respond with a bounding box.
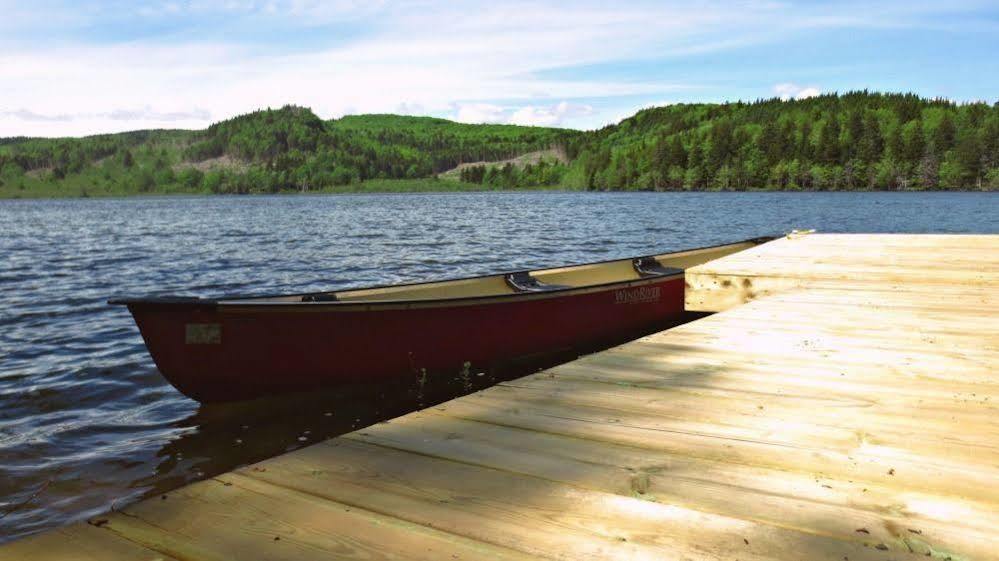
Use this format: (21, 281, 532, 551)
(127, 276, 685, 402)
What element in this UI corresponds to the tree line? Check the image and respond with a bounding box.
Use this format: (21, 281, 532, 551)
(0, 107, 574, 194)
(566, 92, 999, 190)
(2, 92, 997, 195)
(458, 159, 567, 189)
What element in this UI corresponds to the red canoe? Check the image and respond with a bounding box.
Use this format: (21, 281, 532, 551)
(111, 237, 770, 402)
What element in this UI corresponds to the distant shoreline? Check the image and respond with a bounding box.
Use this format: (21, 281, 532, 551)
(5, 93, 998, 199)
(1, 180, 993, 201)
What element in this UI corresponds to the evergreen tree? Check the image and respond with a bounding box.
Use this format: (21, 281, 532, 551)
(954, 131, 983, 188)
(886, 125, 905, 161)
(903, 120, 926, 164)
(797, 121, 813, 162)
(858, 112, 884, 163)
(818, 118, 841, 164)
(668, 136, 688, 168)
(652, 136, 670, 177)
(933, 114, 957, 156)
(845, 111, 864, 159)
(758, 121, 781, 166)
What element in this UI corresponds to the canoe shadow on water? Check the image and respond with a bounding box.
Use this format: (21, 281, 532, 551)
(138, 371, 505, 495)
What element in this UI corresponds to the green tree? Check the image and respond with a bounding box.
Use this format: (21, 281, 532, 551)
(858, 112, 883, 163)
(817, 118, 841, 164)
(953, 131, 983, 188)
(902, 120, 926, 164)
(886, 125, 905, 161)
(203, 171, 224, 193)
(845, 111, 864, 159)
(178, 168, 204, 189)
(933, 114, 956, 156)
(136, 169, 155, 192)
(917, 153, 940, 190)
(981, 118, 999, 170)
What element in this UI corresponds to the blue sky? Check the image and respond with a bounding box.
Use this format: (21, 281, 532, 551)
(1, 0, 997, 137)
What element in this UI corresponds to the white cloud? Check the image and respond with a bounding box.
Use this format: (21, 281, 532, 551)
(508, 102, 593, 127)
(796, 87, 822, 99)
(450, 101, 592, 127)
(508, 107, 562, 127)
(454, 103, 506, 124)
(0, 1, 984, 136)
(0, 4, 695, 137)
(773, 82, 823, 101)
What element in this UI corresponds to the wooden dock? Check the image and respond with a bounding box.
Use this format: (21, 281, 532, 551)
(4, 233, 998, 560)
(685, 232, 997, 312)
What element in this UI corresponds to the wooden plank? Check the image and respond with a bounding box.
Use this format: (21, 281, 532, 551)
(497, 376, 999, 450)
(572, 339, 999, 394)
(762, 285, 999, 307)
(467, 383, 842, 445)
(634, 330, 996, 385)
(0, 524, 177, 561)
(239, 438, 902, 561)
(543, 362, 999, 429)
(91, 475, 534, 561)
(586, 337, 999, 388)
(426, 388, 999, 501)
(426, 389, 999, 503)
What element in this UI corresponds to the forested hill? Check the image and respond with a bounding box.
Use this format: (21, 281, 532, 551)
(1, 92, 997, 197)
(186, 109, 576, 182)
(561, 92, 999, 191)
(0, 108, 575, 196)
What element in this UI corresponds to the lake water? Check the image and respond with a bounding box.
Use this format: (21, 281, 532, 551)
(0, 191, 996, 542)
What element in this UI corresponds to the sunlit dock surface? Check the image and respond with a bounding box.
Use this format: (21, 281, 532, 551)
(3, 233, 998, 560)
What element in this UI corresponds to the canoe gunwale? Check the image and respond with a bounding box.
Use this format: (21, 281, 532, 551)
(111, 273, 684, 312)
(108, 235, 777, 311)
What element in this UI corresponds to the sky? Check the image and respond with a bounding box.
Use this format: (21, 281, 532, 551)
(1, 0, 997, 137)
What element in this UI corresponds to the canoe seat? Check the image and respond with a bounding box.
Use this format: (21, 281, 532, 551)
(633, 257, 684, 278)
(302, 293, 339, 302)
(505, 272, 569, 293)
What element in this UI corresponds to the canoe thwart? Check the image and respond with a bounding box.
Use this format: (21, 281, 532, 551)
(302, 293, 339, 302)
(503, 271, 569, 293)
(632, 257, 684, 278)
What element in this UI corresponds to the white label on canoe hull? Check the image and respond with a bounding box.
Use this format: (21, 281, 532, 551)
(186, 323, 221, 344)
(614, 286, 661, 304)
